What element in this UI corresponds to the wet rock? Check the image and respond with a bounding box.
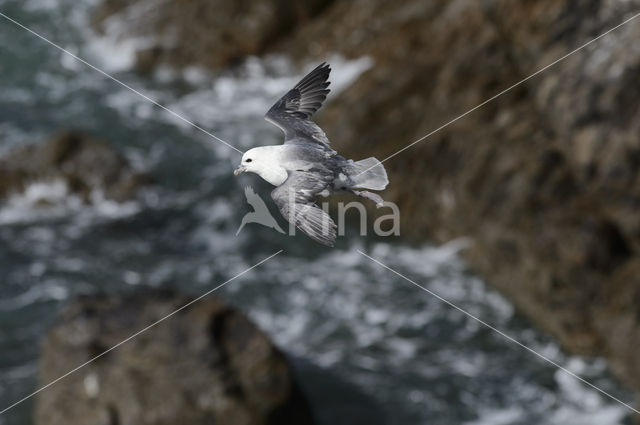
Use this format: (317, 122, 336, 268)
(0, 130, 148, 203)
(35, 290, 315, 425)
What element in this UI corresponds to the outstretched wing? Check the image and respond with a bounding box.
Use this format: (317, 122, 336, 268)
(271, 171, 336, 246)
(265, 63, 332, 148)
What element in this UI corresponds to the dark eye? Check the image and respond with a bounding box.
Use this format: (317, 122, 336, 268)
(246, 158, 252, 163)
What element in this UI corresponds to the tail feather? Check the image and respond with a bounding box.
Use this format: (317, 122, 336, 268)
(347, 157, 388, 191)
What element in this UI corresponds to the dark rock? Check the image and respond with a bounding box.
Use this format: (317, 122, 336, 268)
(0, 130, 148, 203)
(34, 290, 315, 425)
(91, 0, 334, 73)
(593, 259, 640, 390)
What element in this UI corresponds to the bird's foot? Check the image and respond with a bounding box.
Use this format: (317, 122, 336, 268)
(353, 190, 385, 207)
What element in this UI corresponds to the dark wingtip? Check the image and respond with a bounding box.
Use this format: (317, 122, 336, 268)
(322, 62, 331, 79)
(301, 62, 331, 85)
(266, 62, 334, 123)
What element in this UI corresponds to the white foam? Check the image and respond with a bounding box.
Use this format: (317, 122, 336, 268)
(0, 180, 141, 225)
(83, 0, 166, 72)
(0, 281, 68, 312)
(463, 407, 523, 425)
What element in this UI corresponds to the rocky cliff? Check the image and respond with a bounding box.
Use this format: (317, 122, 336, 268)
(92, 0, 640, 396)
(35, 291, 315, 425)
(91, 0, 333, 73)
(290, 0, 640, 393)
(0, 130, 148, 203)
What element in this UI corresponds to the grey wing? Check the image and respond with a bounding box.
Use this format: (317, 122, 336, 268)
(265, 62, 333, 149)
(271, 171, 337, 246)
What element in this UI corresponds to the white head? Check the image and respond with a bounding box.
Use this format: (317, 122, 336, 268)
(233, 146, 288, 186)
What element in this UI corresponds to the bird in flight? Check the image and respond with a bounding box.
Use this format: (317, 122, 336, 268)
(234, 63, 389, 246)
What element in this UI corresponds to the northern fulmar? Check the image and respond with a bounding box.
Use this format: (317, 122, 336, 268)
(233, 62, 389, 246)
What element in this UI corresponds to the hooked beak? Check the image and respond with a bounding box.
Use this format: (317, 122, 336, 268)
(233, 165, 246, 176)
